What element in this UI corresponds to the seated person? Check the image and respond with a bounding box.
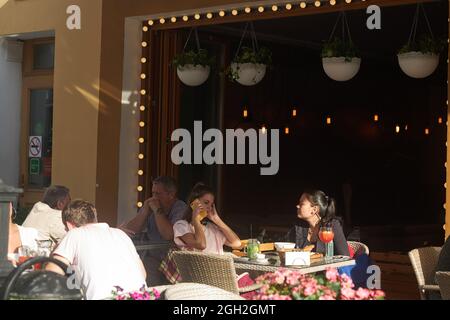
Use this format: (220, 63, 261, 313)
(8, 202, 39, 264)
(173, 183, 241, 253)
(119, 176, 187, 286)
(23, 185, 70, 243)
(285, 190, 350, 256)
(429, 234, 450, 299)
(46, 200, 146, 300)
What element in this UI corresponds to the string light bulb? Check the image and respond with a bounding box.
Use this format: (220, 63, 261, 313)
(138, 153, 144, 160)
(315, 1, 321, 7)
(439, 117, 443, 124)
(231, 9, 238, 15)
(138, 137, 145, 144)
(182, 15, 189, 21)
(138, 170, 144, 176)
(137, 186, 143, 192)
(243, 109, 248, 118)
(300, 2, 307, 8)
(140, 89, 146, 95)
(142, 26, 148, 32)
(286, 3, 292, 10)
(425, 128, 430, 135)
(374, 114, 379, 122)
(141, 41, 148, 48)
(245, 7, 251, 13)
(148, 20, 154, 26)
(137, 202, 143, 208)
(206, 13, 213, 19)
(159, 18, 166, 24)
(292, 109, 297, 117)
(395, 125, 400, 133)
(139, 105, 145, 112)
(330, 0, 336, 5)
(194, 13, 201, 20)
(170, 17, 177, 23)
(285, 127, 290, 135)
(258, 6, 265, 12)
(345, 0, 352, 3)
(219, 10, 226, 17)
(261, 125, 267, 134)
(140, 73, 146, 79)
(272, 5, 278, 11)
(326, 117, 332, 125)
(404, 125, 408, 131)
(139, 121, 145, 128)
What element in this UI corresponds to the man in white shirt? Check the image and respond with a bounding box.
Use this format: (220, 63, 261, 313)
(23, 185, 70, 243)
(46, 200, 147, 300)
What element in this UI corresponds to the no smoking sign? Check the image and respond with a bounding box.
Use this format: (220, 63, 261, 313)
(29, 136, 42, 158)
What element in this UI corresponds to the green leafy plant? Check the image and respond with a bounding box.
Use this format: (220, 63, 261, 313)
(398, 34, 446, 55)
(321, 37, 360, 61)
(172, 49, 215, 68)
(226, 46, 272, 81)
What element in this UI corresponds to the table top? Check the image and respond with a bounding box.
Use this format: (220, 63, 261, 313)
(233, 255, 355, 274)
(134, 242, 172, 251)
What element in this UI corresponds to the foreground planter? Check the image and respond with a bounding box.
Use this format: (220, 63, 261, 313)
(176, 64, 210, 86)
(397, 52, 439, 79)
(230, 63, 266, 86)
(322, 57, 361, 82)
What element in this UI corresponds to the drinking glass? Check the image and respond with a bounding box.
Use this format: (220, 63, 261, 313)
(245, 239, 260, 260)
(318, 226, 335, 262)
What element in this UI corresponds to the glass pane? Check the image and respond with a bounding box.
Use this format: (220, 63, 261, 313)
(33, 43, 55, 70)
(28, 89, 53, 188)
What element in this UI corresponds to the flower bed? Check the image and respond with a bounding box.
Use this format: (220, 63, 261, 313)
(251, 268, 385, 300)
(111, 285, 161, 300)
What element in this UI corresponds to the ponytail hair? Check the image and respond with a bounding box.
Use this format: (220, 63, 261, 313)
(303, 190, 336, 227)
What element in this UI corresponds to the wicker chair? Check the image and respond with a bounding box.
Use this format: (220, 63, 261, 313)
(408, 247, 441, 300)
(347, 241, 370, 256)
(436, 271, 450, 300)
(164, 282, 245, 300)
(172, 251, 261, 295)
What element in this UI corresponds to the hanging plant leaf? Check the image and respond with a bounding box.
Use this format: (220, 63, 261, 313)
(321, 37, 360, 62)
(398, 34, 446, 54)
(172, 49, 215, 68)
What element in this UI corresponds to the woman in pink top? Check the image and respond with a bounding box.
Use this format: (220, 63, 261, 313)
(173, 183, 241, 254)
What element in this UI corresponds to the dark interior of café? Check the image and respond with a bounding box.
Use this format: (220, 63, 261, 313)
(165, 1, 449, 251)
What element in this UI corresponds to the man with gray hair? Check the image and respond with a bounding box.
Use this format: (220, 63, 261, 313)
(120, 176, 187, 285)
(23, 185, 70, 243)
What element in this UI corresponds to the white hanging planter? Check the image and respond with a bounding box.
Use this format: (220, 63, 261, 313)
(397, 52, 439, 79)
(176, 64, 210, 86)
(230, 63, 266, 86)
(322, 57, 361, 82)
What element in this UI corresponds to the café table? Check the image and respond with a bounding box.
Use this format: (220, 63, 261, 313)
(233, 255, 355, 276)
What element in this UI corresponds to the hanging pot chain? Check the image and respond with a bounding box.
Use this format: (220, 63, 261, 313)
(182, 27, 201, 53)
(234, 21, 260, 62)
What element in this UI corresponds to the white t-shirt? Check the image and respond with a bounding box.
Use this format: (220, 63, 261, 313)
(173, 220, 227, 254)
(54, 223, 146, 300)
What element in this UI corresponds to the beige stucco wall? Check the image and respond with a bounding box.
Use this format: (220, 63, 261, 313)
(0, 0, 103, 213)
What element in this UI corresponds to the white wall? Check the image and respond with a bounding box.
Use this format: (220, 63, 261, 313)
(117, 18, 142, 225)
(0, 38, 22, 188)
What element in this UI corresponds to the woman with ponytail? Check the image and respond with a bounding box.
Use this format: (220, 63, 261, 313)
(285, 190, 350, 256)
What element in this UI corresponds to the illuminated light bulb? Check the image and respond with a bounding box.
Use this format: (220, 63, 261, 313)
(272, 5, 278, 11)
(245, 7, 251, 13)
(141, 57, 147, 64)
(141, 41, 148, 47)
(345, 0, 352, 3)
(140, 105, 146, 112)
(143, 26, 149, 32)
(315, 1, 321, 7)
(231, 9, 238, 16)
(138, 137, 145, 144)
(138, 154, 144, 160)
(206, 13, 213, 19)
(439, 117, 443, 124)
(445, 183, 447, 189)
(447, 100, 449, 105)
(330, 0, 336, 5)
(139, 121, 145, 128)
(148, 20, 154, 26)
(326, 117, 332, 125)
(138, 170, 144, 176)
(404, 125, 408, 131)
(258, 6, 265, 12)
(286, 3, 293, 10)
(194, 13, 201, 20)
(425, 128, 430, 135)
(300, 2, 307, 8)
(395, 125, 400, 133)
(219, 11, 226, 17)
(444, 203, 447, 209)
(292, 109, 297, 117)
(137, 202, 143, 208)
(374, 114, 379, 122)
(261, 126, 267, 134)
(171, 17, 177, 23)
(137, 186, 143, 192)
(285, 127, 290, 135)
(182, 15, 189, 21)
(140, 89, 146, 95)
(159, 18, 166, 24)
(243, 109, 248, 118)
(446, 162, 448, 168)
(140, 73, 146, 79)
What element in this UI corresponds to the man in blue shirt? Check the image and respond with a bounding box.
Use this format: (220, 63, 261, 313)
(121, 176, 186, 285)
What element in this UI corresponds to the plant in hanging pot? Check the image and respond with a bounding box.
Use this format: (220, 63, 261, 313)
(172, 49, 215, 86)
(227, 46, 272, 86)
(321, 37, 361, 82)
(397, 34, 445, 79)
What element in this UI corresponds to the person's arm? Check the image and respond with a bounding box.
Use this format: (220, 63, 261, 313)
(153, 208, 176, 241)
(177, 207, 207, 250)
(332, 219, 350, 256)
(119, 198, 152, 235)
(45, 254, 70, 275)
(209, 206, 241, 249)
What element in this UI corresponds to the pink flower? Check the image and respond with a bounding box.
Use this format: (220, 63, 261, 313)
(325, 268, 339, 282)
(355, 288, 370, 300)
(340, 287, 356, 300)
